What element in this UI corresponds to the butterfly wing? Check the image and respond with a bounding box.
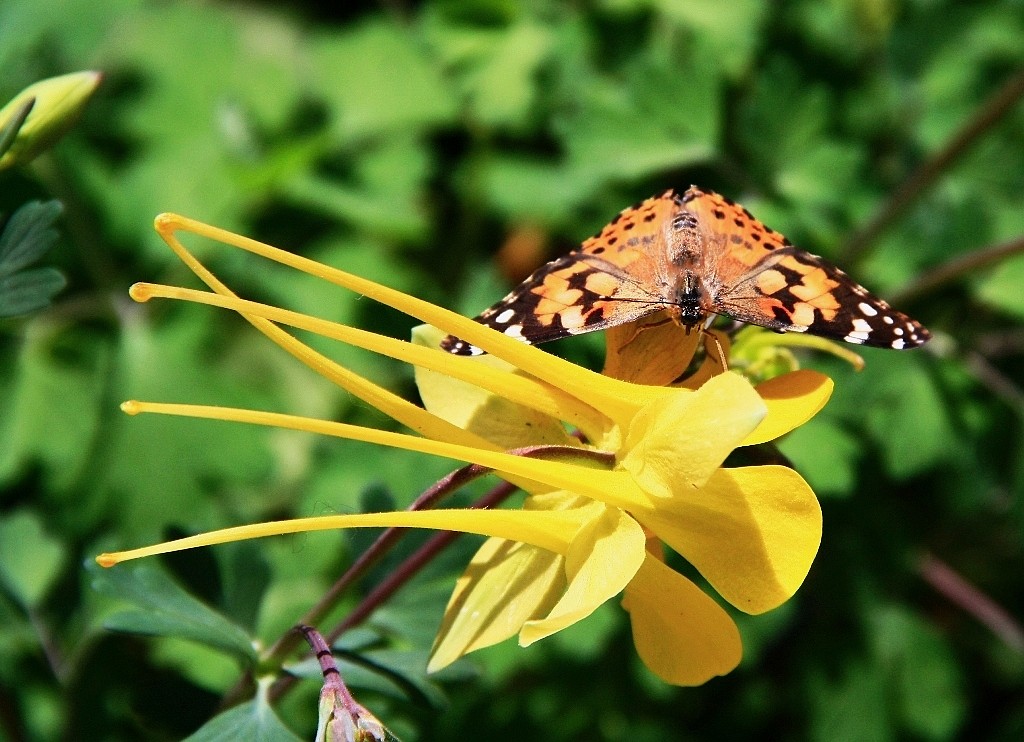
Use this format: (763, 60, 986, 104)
(687, 188, 931, 349)
(442, 194, 678, 355)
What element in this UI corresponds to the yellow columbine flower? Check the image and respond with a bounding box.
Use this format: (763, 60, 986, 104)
(97, 213, 831, 686)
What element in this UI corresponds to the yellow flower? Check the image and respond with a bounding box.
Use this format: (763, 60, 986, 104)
(97, 213, 831, 686)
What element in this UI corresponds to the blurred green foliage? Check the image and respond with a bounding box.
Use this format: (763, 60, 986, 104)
(1, 0, 1023, 740)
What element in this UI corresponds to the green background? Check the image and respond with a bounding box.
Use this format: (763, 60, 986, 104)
(1, 0, 1023, 739)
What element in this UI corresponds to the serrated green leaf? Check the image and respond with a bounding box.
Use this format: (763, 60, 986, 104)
(0, 200, 63, 277)
(0, 511, 66, 609)
(91, 562, 257, 664)
(0, 266, 67, 317)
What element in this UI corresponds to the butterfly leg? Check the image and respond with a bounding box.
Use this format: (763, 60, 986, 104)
(701, 326, 730, 371)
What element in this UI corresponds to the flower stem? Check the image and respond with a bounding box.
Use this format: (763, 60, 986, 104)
(919, 552, 1024, 653)
(840, 68, 1024, 264)
(891, 234, 1024, 304)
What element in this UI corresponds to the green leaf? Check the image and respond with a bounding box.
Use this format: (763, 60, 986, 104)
(0, 267, 67, 317)
(560, 42, 720, 186)
(0, 200, 63, 277)
(182, 694, 302, 742)
(96, 311, 278, 535)
(871, 606, 967, 741)
(455, 22, 554, 129)
(778, 418, 861, 498)
(0, 511, 66, 609)
(310, 21, 457, 141)
(975, 254, 1024, 321)
(808, 658, 893, 742)
(654, 0, 768, 78)
(90, 562, 258, 664)
(0, 328, 111, 498)
(220, 542, 272, 632)
(863, 357, 952, 479)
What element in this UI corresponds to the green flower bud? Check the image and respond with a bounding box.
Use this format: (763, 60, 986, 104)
(0, 71, 102, 170)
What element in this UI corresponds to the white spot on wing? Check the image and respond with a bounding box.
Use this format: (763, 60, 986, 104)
(503, 324, 525, 340)
(851, 318, 873, 334)
(843, 334, 867, 344)
(858, 302, 878, 317)
(494, 309, 516, 324)
(891, 338, 906, 349)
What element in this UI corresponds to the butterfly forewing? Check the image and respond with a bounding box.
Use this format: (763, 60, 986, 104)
(442, 187, 930, 354)
(441, 195, 678, 355)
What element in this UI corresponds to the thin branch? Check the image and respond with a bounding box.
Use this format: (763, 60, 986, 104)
(974, 328, 1024, 359)
(963, 350, 1024, 418)
(840, 68, 1024, 264)
(919, 552, 1024, 653)
(891, 234, 1024, 304)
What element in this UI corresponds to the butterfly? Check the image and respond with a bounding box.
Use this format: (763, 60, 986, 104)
(441, 186, 930, 355)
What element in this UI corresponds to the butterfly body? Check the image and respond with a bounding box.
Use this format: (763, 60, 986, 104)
(442, 187, 930, 355)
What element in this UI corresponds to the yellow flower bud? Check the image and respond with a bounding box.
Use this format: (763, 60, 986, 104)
(0, 71, 102, 170)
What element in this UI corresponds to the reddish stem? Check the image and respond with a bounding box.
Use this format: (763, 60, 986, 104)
(919, 552, 1024, 653)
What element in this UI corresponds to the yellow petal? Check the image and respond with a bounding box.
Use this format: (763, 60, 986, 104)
(622, 555, 742, 685)
(519, 506, 646, 645)
(635, 466, 821, 614)
(153, 213, 658, 425)
(621, 372, 766, 498)
(742, 370, 834, 446)
(412, 325, 578, 449)
(602, 313, 700, 385)
(96, 507, 588, 566)
(428, 538, 564, 672)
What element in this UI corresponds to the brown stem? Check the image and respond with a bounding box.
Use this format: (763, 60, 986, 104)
(919, 552, 1024, 652)
(840, 68, 1024, 264)
(963, 351, 1024, 417)
(891, 234, 1024, 304)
